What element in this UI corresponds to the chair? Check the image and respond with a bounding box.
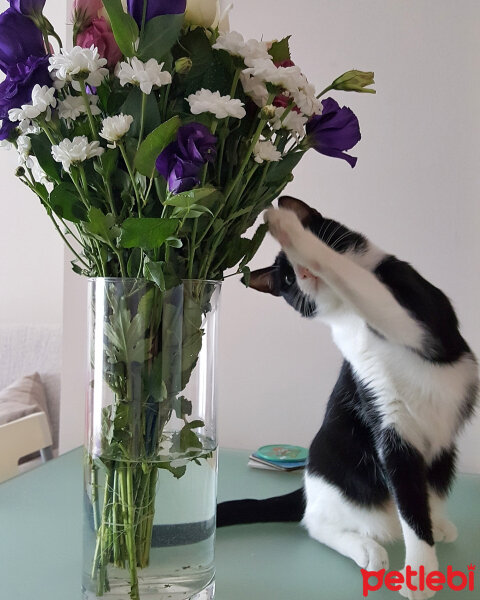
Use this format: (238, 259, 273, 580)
(0, 412, 53, 483)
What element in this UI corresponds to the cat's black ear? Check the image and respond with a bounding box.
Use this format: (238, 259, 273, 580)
(278, 196, 321, 224)
(244, 267, 280, 296)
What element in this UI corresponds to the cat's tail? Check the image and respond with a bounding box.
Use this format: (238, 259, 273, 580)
(216, 488, 305, 527)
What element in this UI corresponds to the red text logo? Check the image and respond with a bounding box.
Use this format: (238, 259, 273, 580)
(361, 565, 476, 597)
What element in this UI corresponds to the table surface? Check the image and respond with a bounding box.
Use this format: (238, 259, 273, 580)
(0, 448, 479, 600)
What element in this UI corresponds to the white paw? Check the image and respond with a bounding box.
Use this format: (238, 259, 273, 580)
(264, 207, 304, 250)
(432, 518, 457, 543)
(351, 538, 389, 571)
(398, 556, 439, 600)
(398, 585, 437, 600)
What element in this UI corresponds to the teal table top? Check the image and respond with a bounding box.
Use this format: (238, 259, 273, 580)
(0, 448, 479, 600)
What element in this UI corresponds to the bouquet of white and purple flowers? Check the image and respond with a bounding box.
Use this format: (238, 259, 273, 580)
(0, 1, 374, 598)
(0, 0, 374, 284)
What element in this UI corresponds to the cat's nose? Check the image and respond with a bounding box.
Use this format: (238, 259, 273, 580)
(298, 266, 314, 279)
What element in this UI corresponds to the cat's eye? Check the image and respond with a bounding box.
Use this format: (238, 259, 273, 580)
(284, 271, 295, 287)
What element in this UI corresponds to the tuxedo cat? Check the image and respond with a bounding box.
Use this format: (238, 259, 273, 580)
(217, 196, 478, 600)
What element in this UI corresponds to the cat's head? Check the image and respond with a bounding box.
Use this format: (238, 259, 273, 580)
(247, 196, 370, 317)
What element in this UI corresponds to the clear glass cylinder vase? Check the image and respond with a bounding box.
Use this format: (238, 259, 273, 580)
(82, 278, 221, 600)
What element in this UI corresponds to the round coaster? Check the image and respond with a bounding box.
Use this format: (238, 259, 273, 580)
(256, 444, 308, 463)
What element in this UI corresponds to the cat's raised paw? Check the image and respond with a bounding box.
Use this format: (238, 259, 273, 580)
(264, 207, 304, 249)
(432, 518, 458, 543)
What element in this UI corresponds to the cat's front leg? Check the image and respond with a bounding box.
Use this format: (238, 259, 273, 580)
(265, 207, 426, 351)
(380, 427, 439, 600)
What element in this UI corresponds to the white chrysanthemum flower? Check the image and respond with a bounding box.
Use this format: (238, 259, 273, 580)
(30, 156, 49, 186)
(270, 107, 308, 138)
(51, 135, 104, 171)
(253, 139, 282, 164)
(240, 71, 269, 107)
(0, 139, 13, 150)
(244, 59, 304, 94)
(292, 80, 322, 116)
(99, 114, 134, 148)
(9, 85, 57, 123)
(49, 46, 109, 91)
(58, 94, 101, 122)
(116, 57, 172, 95)
(16, 135, 31, 165)
(212, 31, 270, 67)
(187, 88, 246, 119)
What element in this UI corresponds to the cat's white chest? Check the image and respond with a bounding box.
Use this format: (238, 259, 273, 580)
(323, 312, 471, 460)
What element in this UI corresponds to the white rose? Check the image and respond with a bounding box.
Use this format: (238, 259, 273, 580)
(185, 0, 219, 28)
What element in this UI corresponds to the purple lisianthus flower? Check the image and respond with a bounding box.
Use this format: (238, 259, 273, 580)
(156, 122, 217, 194)
(0, 54, 50, 140)
(127, 0, 187, 27)
(9, 0, 46, 16)
(0, 8, 45, 72)
(306, 97, 361, 168)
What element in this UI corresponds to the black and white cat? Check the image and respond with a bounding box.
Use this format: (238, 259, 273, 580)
(217, 196, 478, 600)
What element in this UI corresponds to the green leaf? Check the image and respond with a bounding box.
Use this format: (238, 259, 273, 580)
(180, 426, 203, 452)
(200, 50, 234, 96)
(120, 87, 161, 139)
(102, 0, 138, 57)
(268, 36, 291, 63)
(185, 420, 205, 430)
(172, 204, 213, 219)
(173, 396, 192, 418)
(180, 28, 213, 80)
(240, 265, 251, 287)
(240, 223, 269, 269)
(137, 286, 155, 322)
(223, 237, 251, 270)
(137, 13, 184, 62)
(99, 148, 119, 177)
(30, 134, 61, 182)
(104, 294, 151, 365)
(33, 182, 49, 203)
(126, 247, 142, 277)
(85, 207, 120, 244)
(165, 236, 183, 248)
(49, 183, 87, 223)
(144, 259, 166, 291)
(163, 187, 216, 208)
(265, 151, 305, 184)
(134, 116, 181, 176)
(120, 217, 179, 249)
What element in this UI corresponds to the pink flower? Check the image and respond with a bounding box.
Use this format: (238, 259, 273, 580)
(72, 0, 103, 34)
(77, 18, 122, 68)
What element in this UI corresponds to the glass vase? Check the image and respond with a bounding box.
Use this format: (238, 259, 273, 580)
(82, 278, 221, 600)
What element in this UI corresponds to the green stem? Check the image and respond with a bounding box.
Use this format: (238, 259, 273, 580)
(188, 219, 198, 279)
(317, 84, 333, 98)
(137, 93, 148, 151)
(79, 79, 99, 140)
(118, 141, 144, 216)
(78, 165, 90, 199)
(224, 93, 274, 203)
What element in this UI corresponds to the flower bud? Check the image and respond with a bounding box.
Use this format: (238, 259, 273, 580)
(175, 57, 193, 75)
(15, 166, 25, 177)
(185, 0, 218, 28)
(261, 104, 277, 120)
(330, 70, 376, 94)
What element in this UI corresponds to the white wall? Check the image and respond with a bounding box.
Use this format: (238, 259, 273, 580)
(0, 2, 65, 326)
(217, 0, 480, 474)
(56, 1, 480, 473)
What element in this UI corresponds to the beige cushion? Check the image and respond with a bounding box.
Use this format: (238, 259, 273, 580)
(0, 373, 50, 426)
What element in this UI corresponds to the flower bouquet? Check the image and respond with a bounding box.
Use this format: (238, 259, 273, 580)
(0, 0, 374, 598)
